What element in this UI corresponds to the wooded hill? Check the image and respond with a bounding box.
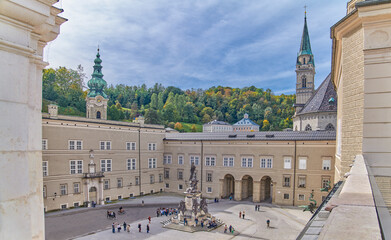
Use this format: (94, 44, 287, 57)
(42, 66, 295, 131)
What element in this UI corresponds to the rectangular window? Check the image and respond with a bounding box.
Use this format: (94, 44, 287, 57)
(284, 193, 289, 200)
(207, 187, 212, 193)
(73, 182, 80, 193)
(261, 157, 273, 168)
(223, 157, 234, 167)
(127, 158, 136, 170)
(207, 172, 213, 182)
(101, 159, 112, 172)
(43, 185, 47, 198)
(148, 158, 156, 168)
(148, 143, 156, 151)
(284, 157, 292, 169)
(298, 176, 306, 188)
(117, 178, 123, 188)
(61, 204, 67, 210)
(283, 176, 291, 187)
(60, 184, 67, 195)
(135, 176, 139, 186)
(178, 170, 183, 180)
(241, 157, 253, 168)
(322, 159, 331, 170)
(74, 202, 80, 207)
(70, 160, 83, 174)
(150, 175, 155, 184)
(105, 197, 111, 202)
(164, 169, 170, 179)
(164, 155, 172, 164)
(178, 155, 184, 165)
(42, 139, 48, 150)
(42, 161, 48, 177)
(205, 156, 216, 166)
(159, 174, 163, 183)
(104, 180, 110, 190)
(126, 142, 136, 150)
(190, 156, 200, 165)
(69, 140, 82, 150)
(322, 177, 331, 188)
(298, 194, 305, 201)
(299, 157, 307, 170)
(165, 183, 169, 188)
(100, 141, 111, 150)
(178, 184, 183, 190)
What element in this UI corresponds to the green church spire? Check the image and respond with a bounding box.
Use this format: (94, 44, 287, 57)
(87, 48, 108, 98)
(297, 12, 314, 66)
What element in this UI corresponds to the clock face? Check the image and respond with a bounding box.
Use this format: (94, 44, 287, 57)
(97, 98, 102, 103)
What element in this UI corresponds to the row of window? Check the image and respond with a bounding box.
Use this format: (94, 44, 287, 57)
(282, 175, 331, 189)
(164, 155, 332, 170)
(42, 158, 138, 176)
(164, 169, 213, 182)
(42, 139, 157, 151)
(164, 183, 213, 193)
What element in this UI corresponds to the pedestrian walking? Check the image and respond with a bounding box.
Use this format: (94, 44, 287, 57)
(232, 227, 235, 234)
(112, 223, 115, 233)
(229, 225, 232, 233)
(138, 223, 141, 232)
(147, 224, 150, 233)
(242, 211, 245, 219)
(123, 222, 126, 231)
(255, 205, 257, 211)
(156, 209, 159, 217)
(127, 224, 130, 233)
(224, 225, 227, 233)
(201, 219, 204, 228)
(239, 211, 242, 218)
(117, 223, 121, 232)
(148, 216, 151, 223)
(142, 200, 144, 206)
(267, 219, 270, 228)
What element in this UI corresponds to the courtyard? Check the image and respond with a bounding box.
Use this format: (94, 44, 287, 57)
(45, 193, 311, 240)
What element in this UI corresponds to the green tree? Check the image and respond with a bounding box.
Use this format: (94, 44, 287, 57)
(191, 124, 197, 132)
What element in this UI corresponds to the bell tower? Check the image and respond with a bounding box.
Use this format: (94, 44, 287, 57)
(86, 48, 108, 120)
(294, 11, 315, 114)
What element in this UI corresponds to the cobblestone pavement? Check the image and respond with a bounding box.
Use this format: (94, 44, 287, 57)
(45, 193, 184, 240)
(71, 196, 312, 240)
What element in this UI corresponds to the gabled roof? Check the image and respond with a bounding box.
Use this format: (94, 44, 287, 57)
(297, 73, 337, 115)
(233, 117, 259, 126)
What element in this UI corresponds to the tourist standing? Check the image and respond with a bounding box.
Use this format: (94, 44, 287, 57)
(127, 224, 130, 233)
(242, 211, 245, 219)
(117, 223, 121, 232)
(229, 225, 232, 233)
(267, 219, 270, 228)
(239, 211, 242, 218)
(224, 225, 228, 233)
(112, 223, 115, 233)
(147, 224, 150, 233)
(123, 222, 127, 232)
(255, 205, 257, 211)
(138, 223, 141, 232)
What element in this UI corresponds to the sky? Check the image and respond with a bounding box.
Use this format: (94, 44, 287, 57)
(46, 0, 348, 94)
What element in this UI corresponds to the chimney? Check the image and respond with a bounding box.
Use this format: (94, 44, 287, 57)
(48, 104, 58, 118)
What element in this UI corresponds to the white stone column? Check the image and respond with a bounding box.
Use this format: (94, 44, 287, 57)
(0, 1, 66, 239)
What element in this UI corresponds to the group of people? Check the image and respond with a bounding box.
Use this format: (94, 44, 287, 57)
(156, 207, 177, 217)
(224, 225, 235, 234)
(106, 210, 116, 219)
(239, 211, 246, 219)
(111, 222, 130, 233)
(254, 205, 261, 211)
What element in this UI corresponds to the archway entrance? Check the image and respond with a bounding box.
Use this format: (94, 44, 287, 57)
(241, 175, 253, 200)
(222, 174, 235, 198)
(89, 186, 97, 204)
(260, 176, 272, 202)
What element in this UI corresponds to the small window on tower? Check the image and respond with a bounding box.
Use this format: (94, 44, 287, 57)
(96, 111, 101, 119)
(302, 76, 307, 88)
(303, 57, 306, 64)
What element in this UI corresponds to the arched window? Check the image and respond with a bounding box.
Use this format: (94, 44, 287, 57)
(303, 57, 306, 64)
(302, 76, 307, 88)
(325, 123, 335, 131)
(305, 124, 312, 131)
(96, 111, 101, 119)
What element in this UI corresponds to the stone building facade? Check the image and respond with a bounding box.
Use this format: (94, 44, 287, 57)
(163, 132, 335, 206)
(203, 120, 233, 132)
(42, 110, 165, 211)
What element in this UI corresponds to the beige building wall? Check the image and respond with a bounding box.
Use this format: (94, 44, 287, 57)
(163, 139, 335, 206)
(332, 15, 365, 180)
(0, 1, 65, 239)
(42, 115, 165, 211)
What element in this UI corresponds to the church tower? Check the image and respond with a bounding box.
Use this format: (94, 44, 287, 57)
(294, 12, 315, 114)
(86, 48, 108, 120)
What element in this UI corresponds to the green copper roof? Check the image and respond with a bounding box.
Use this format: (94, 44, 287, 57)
(87, 48, 108, 99)
(298, 14, 313, 57)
